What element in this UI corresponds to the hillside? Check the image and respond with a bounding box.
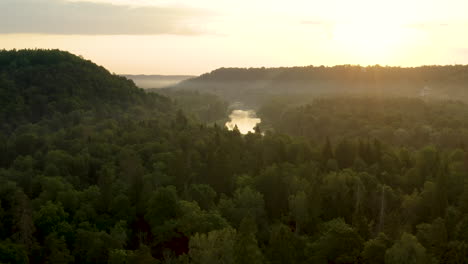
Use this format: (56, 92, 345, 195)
(0, 49, 172, 132)
(174, 65, 468, 106)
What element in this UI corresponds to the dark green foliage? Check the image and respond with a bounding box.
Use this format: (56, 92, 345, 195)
(0, 240, 29, 264)
(261, 97, 468, 148)
(0, 50, 172, 133)
(307, 218, 363, 264)
(233, 217, 264, 264)
(385, 233, 428, 264)
(2, 50, 468, 263)
(361, 233, 391, 264)
(153, 89, 228, 123)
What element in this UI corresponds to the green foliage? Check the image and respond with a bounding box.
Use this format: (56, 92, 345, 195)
(385, 233, 427, 264)
(185, 184, 217, 211)
(146, 186, 179, 229)
(266, 224, 304, 264)
(2, 50, 468, 263)
(307, 218, 363, 264)
(44, 233, 74, 264)
(218, 187, 265, 227)
(154, 89, 228, 123)
(234, 218, 264, 264)
(0, 240, 29, 264)
(189, 227, 236, 264)
(362, 233, 391, 264)
(34, 201, 68, 237)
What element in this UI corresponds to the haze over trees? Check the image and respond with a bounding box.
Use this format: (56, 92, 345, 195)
(124, 75, 194, 89)
(173, 65, 468, 106)
(2, 49, 468, 264)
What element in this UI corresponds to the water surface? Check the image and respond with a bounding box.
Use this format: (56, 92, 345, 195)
(225, 110, 261, 134)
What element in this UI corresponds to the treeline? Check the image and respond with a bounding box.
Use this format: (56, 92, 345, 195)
(193, 65, 468, 83)
(1, 50, 468, 264)
(175, 65, 468, 106)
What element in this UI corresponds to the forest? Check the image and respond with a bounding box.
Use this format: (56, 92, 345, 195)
(174, 65, 468, 107)
(1, 49, 468, 264)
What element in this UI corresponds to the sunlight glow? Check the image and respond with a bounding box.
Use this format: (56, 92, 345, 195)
(331, 22, 412, 62)
(2, 0, 468, 73)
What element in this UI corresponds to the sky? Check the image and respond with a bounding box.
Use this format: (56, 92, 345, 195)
(1, 0, 468, 75)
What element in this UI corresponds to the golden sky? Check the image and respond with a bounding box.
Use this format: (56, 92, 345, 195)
(1, 0, 468, 75)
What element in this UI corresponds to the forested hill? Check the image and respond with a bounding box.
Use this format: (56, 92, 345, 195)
(0, 49, 172, 132)
(175, 65, 468, 106)
(190, 65, 468, 83)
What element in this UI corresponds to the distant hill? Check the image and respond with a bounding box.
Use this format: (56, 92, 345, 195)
(174, 65, 468, 106)
(124, 74, 194, 89)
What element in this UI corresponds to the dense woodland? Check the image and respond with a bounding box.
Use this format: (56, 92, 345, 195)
(259, 96, 468, 148)
(2, 50, 468, 263)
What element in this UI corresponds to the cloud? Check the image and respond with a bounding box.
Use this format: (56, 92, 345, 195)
(0, 0, 213, 35)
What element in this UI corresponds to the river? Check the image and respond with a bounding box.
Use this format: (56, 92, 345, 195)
(225, 109, 261, 134)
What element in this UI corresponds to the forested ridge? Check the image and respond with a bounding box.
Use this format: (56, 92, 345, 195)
(175, 65, 468, 106)
(1, 50, 468, 264)
(191, 65, 468, 83)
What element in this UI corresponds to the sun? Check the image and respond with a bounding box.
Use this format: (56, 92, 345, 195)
(331, 21, 410, 63)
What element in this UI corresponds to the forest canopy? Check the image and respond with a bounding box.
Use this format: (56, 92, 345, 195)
(1, 50, 468, 264)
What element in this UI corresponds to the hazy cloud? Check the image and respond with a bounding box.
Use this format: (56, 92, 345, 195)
(0, 0, 213, 35)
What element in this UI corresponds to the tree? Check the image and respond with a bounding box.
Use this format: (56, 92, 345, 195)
(145, 186, 180, 245)
(127, 245, 158, 264)
(219, 187, 265, 227)
(189, 227, 236, 264)
(335, 139, 356, 169)
(362, 233, 391, 264)
(320, 171, 363, 221)
(307, 218, 363, 264)
(45, 233, 74, 264)
(34, 201, 68, 238)
(255, 165, 288, 218)
(321, 137, 334, 165)
(289, 191, 308, 234)
(234, 217, 264, 264)
(416, 218, 447, 258)
(385, 233, 427, 264)
(145, 186, 179, 229)
(110, 220, 128, 249)
(119, 149, 146, 212)
(266, 224, 303, 264)
(73, 229, 114, 264)
(0, 240, 29, 264)
(186, 184, 217, 211)
(12, 191, 35, 249)
(177, 200, 228, 236)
